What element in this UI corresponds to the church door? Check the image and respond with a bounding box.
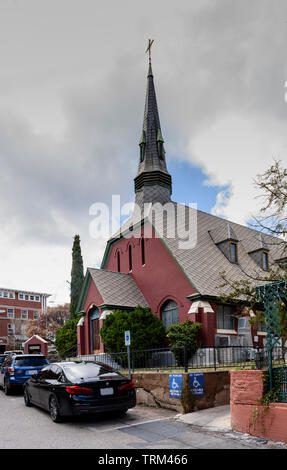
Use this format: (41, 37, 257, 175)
(89, 307, 100, 353)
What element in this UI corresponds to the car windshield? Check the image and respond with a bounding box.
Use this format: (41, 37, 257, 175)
(14, 357, 48, 367)
(63, 362, 117, 382)
(0, 357, 5, 364)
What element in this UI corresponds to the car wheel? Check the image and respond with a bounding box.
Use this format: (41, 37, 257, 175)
(24, 387, 32, 407)
(49, 395, 62, 423)
(4, 379, 11, 396)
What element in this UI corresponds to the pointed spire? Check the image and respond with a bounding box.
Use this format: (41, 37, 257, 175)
(134, 42, 172, 207)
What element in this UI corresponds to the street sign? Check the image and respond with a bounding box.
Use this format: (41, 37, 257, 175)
(189, 372, 204, 396)
(125, 330, 131, 346)
(169, 374, 182, 398)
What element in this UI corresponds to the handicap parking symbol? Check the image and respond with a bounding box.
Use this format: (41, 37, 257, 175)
(169, 374, 182, 398)
(189, 372, 204, 396)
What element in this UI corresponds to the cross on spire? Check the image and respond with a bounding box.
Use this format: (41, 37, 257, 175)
(145, 39, 154, 62)
(134, 41, 172, 207)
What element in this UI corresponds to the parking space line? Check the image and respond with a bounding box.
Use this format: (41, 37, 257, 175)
(102, 416, 172, 432)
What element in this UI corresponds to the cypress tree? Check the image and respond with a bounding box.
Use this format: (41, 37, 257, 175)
(70, 234, 84, 318)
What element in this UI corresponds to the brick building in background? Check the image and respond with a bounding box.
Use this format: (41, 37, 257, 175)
(0, 287, 50, 352)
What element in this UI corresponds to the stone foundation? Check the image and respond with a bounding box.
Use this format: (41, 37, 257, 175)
(132, 371, 230, 414)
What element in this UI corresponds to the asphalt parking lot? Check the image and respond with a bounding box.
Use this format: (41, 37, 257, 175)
(1, 390, 287, 451)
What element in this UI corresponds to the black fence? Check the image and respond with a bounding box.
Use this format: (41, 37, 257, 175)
(73, 346, 287, 373)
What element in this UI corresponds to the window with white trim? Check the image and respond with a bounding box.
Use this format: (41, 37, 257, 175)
(18, 293, 41, 302)
(7, 308, 14, 319)
(0, 290, 14, 298)
(21, 309, 28, 319)
(33, 311, 40, 319)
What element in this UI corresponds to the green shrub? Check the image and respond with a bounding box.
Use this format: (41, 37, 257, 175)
(54, 317, 78, 358)
(100, 306, 166, 354)
(167, 319, 202, 366)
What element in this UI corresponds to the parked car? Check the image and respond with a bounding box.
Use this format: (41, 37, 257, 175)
(0, 354, 50, 395)
(24, 361, 136, 423)
(4, 350, 24, 356)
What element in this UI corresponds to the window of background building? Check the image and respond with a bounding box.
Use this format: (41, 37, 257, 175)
(7, 308, 14, 319)
(21, 310, 28, 319)
(7, 324, 14, 334)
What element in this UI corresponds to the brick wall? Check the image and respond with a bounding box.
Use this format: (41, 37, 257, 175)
(230, 370, 287, 444)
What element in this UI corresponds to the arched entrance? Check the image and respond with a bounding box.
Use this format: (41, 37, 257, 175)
(89, 307, 100, 354)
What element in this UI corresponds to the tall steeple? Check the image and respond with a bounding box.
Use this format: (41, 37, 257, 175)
(134, 42, 172, 208)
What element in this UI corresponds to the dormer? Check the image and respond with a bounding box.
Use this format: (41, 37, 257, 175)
(209, 222, 239, 264)
(248, 248, 269, 271)
(247, 234, 269, 271)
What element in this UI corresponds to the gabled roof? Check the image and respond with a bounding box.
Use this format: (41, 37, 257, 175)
(87, 268, 148, 309)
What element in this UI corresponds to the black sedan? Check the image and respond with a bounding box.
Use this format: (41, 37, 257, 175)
(23, 361, 136, 422)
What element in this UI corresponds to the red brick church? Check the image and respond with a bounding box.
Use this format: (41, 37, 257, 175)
(76, 57, 284, 356)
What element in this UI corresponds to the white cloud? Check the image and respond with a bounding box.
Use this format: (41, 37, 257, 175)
(0, 0, 287, 304)
(191, 114, 287, 224)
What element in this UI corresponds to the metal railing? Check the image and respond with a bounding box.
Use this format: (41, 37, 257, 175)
(272, 366, 287, 403)
(73, 346, 287, 373)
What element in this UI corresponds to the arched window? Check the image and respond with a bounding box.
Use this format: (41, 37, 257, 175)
(117, 251, 121, 272)
(141, 238, 145, 266)
(161, 300, 179, 329)
(128, 244, 132, 271)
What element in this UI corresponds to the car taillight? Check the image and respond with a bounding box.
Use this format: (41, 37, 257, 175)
(8, 367, 14, 375)
(119, 381, 134, 391)
(65, 385, 94, 395)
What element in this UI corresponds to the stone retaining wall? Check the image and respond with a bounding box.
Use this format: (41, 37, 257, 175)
(132, 371, 230, 414)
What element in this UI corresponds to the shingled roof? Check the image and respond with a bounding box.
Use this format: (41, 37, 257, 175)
(88, 268, 148, 309)
(102, 203, 285, 300)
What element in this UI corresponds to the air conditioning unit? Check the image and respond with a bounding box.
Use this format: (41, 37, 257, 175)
(215, 335, 230, 347)
(230, 335, 243, 346)
(238, 317, 249, 330)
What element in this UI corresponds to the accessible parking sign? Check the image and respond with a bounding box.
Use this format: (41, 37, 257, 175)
(189, 372, 204, 396)
(169, 374, 183, 398)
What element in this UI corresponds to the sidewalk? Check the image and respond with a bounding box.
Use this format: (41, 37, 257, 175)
(176, 405, 287, 448)
(177, 405, 231, 432)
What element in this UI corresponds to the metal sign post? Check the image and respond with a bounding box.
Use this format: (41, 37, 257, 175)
(125, 330, 131, 379)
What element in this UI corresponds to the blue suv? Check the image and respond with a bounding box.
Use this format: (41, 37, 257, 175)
(0, 354, 50, 395)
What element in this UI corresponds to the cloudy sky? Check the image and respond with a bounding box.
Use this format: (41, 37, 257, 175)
(0, 0, 287, 305)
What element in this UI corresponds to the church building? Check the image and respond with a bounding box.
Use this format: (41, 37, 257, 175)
(76, 55, 284, 356)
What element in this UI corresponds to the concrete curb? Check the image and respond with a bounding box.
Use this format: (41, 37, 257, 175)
(175, 405, 232, 432)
